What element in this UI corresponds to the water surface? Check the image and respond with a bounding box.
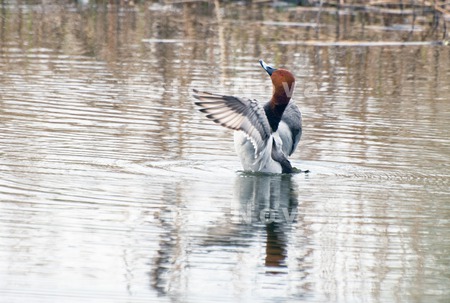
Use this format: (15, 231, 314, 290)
(0, 2, 449, 303)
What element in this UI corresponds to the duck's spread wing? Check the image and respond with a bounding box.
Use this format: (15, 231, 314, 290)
(193, 89, 272, 158)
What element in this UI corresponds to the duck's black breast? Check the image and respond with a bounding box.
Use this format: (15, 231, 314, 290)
(263, 102, 288, 132)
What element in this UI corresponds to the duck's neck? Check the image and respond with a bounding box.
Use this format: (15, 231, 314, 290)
(264, 100, 288, 132)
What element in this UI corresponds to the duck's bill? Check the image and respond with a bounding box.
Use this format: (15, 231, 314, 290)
(259, 59, 277, 76)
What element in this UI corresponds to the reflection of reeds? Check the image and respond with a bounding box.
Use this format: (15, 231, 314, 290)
(282, 0, 448, 42)
(306, 0, 448, 13)
(214, 0, 227, 85)
(298, 0, 450, 22)
(161, 0, 448, 40)
(256, 0, 450, 23)
(90, 0, 450, 15)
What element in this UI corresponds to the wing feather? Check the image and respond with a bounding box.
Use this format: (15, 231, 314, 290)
(193, 89, 272, 158)
(280, 102, 302, 156)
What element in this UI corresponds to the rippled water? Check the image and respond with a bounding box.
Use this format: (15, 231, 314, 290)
(1, 2, 449, 303)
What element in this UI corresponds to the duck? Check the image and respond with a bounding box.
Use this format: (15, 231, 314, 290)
(193, 59, 302, 174)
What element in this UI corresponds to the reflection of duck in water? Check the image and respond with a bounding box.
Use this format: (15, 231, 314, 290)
(151, 174, 304, 294)
(193, 60, 302, 174)
(234, 173, 298, 270)
(235, 173, 298, 225)
(265, 222, 287, 270)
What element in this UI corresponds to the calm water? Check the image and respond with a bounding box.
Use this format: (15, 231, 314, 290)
(1, 1, 449, 303)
